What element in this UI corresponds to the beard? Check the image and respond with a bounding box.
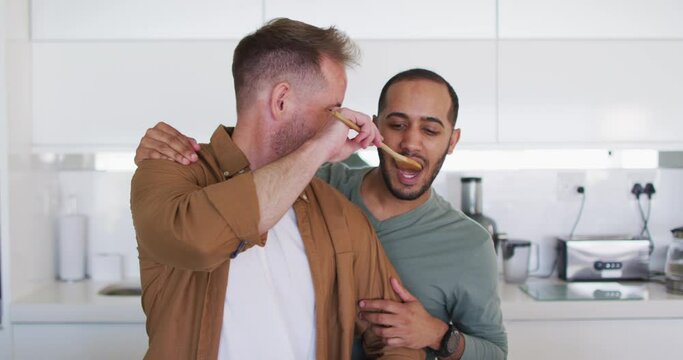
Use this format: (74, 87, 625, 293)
(271, 114, 316, 158)
(379, 145, 449, 201)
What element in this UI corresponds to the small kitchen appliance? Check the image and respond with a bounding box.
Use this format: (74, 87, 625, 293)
(460, 177, 499, 251)
(557, 235, 650, 281)
(665, 226, 683, 294)
(501, 239, 539, 284)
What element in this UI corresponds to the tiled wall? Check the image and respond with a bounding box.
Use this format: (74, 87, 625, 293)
(58, 171, 138, 279)
(434, 168, 683, 274)
(57, 165, 683, 279)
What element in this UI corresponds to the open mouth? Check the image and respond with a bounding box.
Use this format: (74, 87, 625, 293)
(397, 169, 420, 184)
(395, 157, 425, 185)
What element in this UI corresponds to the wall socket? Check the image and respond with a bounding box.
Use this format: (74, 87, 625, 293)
(556, 171, 586, 201)
(626, 170, 657, 200)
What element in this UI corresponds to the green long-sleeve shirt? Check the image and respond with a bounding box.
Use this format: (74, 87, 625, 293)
(317, 163, 507, 360)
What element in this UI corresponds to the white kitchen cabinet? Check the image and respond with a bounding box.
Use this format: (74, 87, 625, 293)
(13, 323, 147, 359)
(505, 319, 683, 360)
(265, 0, 496, 39)
(32, 39, 497, 149)
(500, 281, 683, 360)
(0, 328, 10, 359)
(31, 0, 262, 40)
(499, 0, 683, 39)
(348, 40, 497, 145)
(498, 40, 683, 145)
(32, 41, 239, 149)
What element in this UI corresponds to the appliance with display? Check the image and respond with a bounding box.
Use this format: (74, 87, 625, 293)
(557, 235, 650, 281)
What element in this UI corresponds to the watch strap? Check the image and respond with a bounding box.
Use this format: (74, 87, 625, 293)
(435, 323, 460, 358)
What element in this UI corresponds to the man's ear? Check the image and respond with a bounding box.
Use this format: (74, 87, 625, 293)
(447, 128, 461, 155)
(372, 114, 379, 126)
(270, 82, 291, 120)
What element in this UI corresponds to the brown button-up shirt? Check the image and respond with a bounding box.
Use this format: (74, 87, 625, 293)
(131, 126, 423, 360)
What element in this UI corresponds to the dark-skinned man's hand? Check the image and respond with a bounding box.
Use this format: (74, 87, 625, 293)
(359, 278, 449, 350)
(134, 122, 200, 166)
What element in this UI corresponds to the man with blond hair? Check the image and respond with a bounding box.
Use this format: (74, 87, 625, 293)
(131, 18, 422, 359)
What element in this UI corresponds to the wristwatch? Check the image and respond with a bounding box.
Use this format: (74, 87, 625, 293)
(435, 323, 460, 358)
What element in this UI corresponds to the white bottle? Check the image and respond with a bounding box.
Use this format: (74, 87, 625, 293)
(58, 195, 87, 281)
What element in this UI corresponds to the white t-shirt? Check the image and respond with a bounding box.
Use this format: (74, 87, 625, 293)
(217, 207, 316, 359)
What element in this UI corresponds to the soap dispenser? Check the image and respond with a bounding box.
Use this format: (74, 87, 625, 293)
(57, 194, 87, 281)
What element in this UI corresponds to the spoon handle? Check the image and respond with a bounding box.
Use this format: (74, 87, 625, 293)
(331, 111, 422, 171)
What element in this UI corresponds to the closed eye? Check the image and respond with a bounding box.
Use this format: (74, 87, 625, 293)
(423, 128, 440, 136)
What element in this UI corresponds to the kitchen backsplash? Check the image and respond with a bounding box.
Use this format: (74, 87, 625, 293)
(56, 164, 683, 279)
(433, 168, 683, 274)
(58, 170, 139, 279)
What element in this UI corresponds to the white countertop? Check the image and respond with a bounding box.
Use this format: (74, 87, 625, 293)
(500, 278, 683, 321)
(11, 278, 683, 324)
(11, 279, 145, 323)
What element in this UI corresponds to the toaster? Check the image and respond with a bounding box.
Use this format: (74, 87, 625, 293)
(557, 236, 651, 281)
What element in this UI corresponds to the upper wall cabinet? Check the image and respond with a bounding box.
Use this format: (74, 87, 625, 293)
(31, 0, 263, 40)
(265, 0, 496, 39)
(499, 0, 683, 39)
(347, 41, 497, 144)
(32, 40, 497, 149)
(498, 41, 683, 145)
(32, 42, 238, 148)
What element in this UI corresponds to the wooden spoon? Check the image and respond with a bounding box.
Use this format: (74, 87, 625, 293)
(331, 111, 423, 172)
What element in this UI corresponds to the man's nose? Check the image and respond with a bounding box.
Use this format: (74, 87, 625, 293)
(399, 127, 421, 154)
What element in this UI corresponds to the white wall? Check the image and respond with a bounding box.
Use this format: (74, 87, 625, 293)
(5, 0, 58, 305)
(0, 0, 12, 355)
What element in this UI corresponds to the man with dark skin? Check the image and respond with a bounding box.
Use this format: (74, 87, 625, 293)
(135, 69, 507, 360)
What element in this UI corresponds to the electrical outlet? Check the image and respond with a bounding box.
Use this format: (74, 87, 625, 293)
(556, 172, 586, 201)
(631, 182, 644, 199)
(626, 170, 656, 200)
